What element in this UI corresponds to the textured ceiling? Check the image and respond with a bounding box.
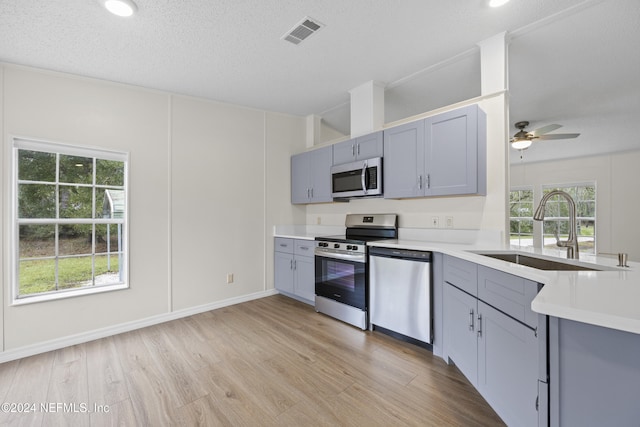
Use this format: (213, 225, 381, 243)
(0, 0, 591, 116)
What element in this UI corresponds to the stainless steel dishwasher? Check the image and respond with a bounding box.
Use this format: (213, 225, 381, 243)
(369, 246, 432, 344)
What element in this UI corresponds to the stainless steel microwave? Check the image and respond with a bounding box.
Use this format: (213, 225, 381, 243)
(331, 157, 382, 198)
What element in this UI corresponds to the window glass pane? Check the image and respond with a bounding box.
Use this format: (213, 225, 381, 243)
(95, 254, 122, 285)
(96, 159, 125, 186)
(19, 224, 55, 258)
(18, 150, 56, 182)
(520, 190, 533, 202)
(19, 259, 56, 295)
(60, 155, 93, 184)
(59, 186, 93, 219)
(96, 188, 125, 219)
(96, 224, 122, 253)
(59, 224, 92, 256)
(18, 184, 56, 218)
(58, 256, 93, 290)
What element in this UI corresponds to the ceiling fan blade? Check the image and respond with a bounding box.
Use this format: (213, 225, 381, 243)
(531, 124, 562, 136)
(537, 133, 580, 140)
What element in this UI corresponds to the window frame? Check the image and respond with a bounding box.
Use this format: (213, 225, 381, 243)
(10, 136, 130, 305)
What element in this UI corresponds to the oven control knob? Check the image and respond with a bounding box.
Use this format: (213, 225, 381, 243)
(346, 245, 352, 250)
(351, 245, 358, 251)
(319, 242, 327, 247)
(334, 243, 340, 249)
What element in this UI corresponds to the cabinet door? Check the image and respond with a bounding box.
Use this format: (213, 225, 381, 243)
(477, 301, 539, 427)
(274, 252, 294, 294)
(309, 145, 333, 203)
(424, 104, 482, 196)
(383, 120, 424, 199)
(332, 138, 356, 165)
(443, 283, 478, 387)
(291, 152, 310, 204)
(355, 131, 383, 160)
(294, 255, 315, 302)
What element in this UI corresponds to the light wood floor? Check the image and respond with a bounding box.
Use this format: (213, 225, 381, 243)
(0, 295, 505, 426)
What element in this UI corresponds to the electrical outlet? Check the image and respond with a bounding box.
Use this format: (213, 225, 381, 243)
(226, 273, 234, 284)
(446, 216, 454, 228)
(431, 216, 439, 228)
(316, 216, 321, 225)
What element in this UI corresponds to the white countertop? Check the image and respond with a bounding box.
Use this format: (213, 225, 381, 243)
(274, 228, 640, 335)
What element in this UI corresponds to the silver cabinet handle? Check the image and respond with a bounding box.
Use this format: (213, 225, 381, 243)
(361, 161, 368, 194)
(307, 188, 310, 199)
(290, 259, 293, 269)
(357, 143, 360, 156)
(426, 174, 431, 189)
(310, 188, 314, 198)
(352, 144, 356, 157)
(469, 308, 475, 331)
(299, 246, 309, 251)
(293, 260, 297, 270)
(418, 175, 423, 190)
(477, 313, 483, 337)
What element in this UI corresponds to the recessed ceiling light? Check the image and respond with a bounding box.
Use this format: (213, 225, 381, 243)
(103, 0, 137, 17)
(489, 0, 510, 7)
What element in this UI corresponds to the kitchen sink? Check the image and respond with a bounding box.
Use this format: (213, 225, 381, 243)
(472, 252, 607, 271)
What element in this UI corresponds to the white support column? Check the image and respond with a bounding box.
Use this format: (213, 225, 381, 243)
(477, 31, 510, 242)
(349, 80, 385, 137)
(477, 31, 508, 94)
(305, 114, 322, 148)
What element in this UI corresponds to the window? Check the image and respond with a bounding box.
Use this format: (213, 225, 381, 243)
(509, 188, 534, 247)
(541, 184, 596, 254)
(12, 138, 128, 302)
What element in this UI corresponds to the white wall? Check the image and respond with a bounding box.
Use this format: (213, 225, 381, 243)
(510, 150, 640, 261)
(0, 64, 306, 353)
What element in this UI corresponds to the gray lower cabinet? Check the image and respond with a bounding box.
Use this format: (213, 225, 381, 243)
(291, 145, 333, 204)
(274, 238, 315, 304)
(443, 255, 546, 427)
(549, 317, 640, 426)
(383, 104, 486, 199)
(478, 300, 540, 427)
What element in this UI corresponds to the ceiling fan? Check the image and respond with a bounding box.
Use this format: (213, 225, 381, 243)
(510, 121, 580, 150)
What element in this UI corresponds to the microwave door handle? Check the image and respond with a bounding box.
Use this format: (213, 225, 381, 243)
(361, 161, 368, 194)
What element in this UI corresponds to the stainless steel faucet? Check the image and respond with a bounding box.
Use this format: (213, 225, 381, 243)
(533, 190, 580, 259)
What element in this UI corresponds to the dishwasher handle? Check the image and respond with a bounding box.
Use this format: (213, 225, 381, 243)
(368, 246, 431, 262)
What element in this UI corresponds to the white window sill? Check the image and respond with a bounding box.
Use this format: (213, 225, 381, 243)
(11, 283, 129, 306)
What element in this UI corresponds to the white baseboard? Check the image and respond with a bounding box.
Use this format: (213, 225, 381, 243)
(0, 288, 278, 364)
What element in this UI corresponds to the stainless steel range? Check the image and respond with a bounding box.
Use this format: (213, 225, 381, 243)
(314, 213, 398, 329)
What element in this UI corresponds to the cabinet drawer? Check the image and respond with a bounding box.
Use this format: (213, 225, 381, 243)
(294, 240, 314, 257)
(478, 266, 540, 329)
(444, 255, 478, 296)
(274, 238, 294, 254)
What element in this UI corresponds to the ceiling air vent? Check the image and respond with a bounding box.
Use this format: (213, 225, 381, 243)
(282, 17, 324, 45)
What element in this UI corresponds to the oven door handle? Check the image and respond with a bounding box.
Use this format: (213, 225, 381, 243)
(315, 251, 366, 263)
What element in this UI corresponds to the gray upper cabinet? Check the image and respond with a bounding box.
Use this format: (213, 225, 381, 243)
(384, 104, 486, 199)
(382, 120, 424, 198)
(291, 145, 333, 204)
(332, 131, 383, 165)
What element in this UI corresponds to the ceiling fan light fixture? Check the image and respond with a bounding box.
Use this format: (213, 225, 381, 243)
(511, 138, 533, 150)
(103, 0, 137, 17)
